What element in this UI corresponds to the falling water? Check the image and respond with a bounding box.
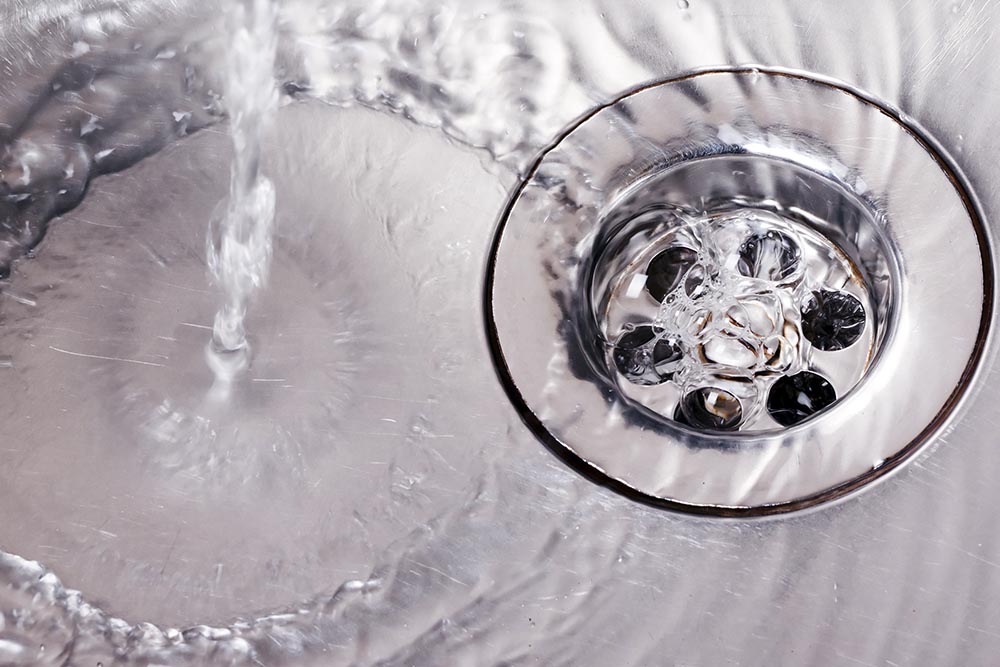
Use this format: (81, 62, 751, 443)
(0, 1, 995, 666)
(206, 0, 279, 371)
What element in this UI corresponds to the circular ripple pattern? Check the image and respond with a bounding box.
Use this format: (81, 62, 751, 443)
(1, 2, 999, 667)
(488, 69, 989, 512)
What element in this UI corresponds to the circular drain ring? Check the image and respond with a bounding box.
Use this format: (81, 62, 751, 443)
(485, 68, 994, 515)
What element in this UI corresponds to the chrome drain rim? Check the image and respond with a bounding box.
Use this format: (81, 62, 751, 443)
(485, 68, 993, 515)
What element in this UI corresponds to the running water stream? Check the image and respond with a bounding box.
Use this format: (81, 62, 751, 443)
(207, 0, 279, 380)
(0, 2, 997, 666)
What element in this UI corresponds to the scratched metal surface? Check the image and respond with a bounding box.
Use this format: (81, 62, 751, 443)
(1, 0, 1000, 665)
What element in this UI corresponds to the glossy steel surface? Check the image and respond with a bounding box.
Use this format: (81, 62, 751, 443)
(2, 1, 1000, 666)
(487, 70, 989, 512)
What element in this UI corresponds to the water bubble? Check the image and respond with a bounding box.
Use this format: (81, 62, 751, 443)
(801, 290, 866, 351)
(701, 336, 756, 368)
(725, 303, 750, 330)
(685, 308, 712, 337)
(677, 387, 742, 431)
(645, 246, 698, 301)
(737, 230, 801, 281)
(739, 294, 781, 336)
(683, 262, 711, 298)
(677, 0, 690, 9)
(761, 336, 793, 372)
(612, 325, 682, 385)
(766, 371, 837, 426)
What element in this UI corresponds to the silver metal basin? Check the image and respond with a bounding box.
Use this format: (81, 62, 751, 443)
(1, 1, 999, 665)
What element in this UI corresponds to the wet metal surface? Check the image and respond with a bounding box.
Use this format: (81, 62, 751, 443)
(1, 1, 1000, 665)
(487, 69, 988, 512)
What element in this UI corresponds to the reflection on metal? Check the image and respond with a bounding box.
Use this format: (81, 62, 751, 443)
(487, 69, 992, 514)
(3, 1, 1000, 665)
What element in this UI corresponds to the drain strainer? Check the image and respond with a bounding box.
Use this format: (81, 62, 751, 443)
(485, 69, 992, 514)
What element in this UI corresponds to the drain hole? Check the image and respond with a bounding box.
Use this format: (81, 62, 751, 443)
(600, 209, 875, 431)
(646, 246, 698, 302)
(612, 325, 683, 386)
(801, 290, 867, 351)
(591, 156, 887, 433)
(676, 387, 743, 431)
(487, 70, 987, 510)
(736, 230, 801, 282)
(766, 370, 837, 426)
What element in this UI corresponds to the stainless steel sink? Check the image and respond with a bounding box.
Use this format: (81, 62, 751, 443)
(1, 1, 998, 665)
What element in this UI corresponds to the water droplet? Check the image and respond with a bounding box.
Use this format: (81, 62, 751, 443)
(645, 246, 698, 301)
(677, 0, 690, 9)
(677, 387, 742, 431)
(737, 230, 801, 281)
(683, 263, 711, 298)
(767, 371, 836, 426)
(801, 290, 866, 351)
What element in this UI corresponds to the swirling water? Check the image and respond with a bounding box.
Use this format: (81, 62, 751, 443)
(1, 1, 1000, 666)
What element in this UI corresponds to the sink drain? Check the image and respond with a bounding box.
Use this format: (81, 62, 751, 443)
(485, 69, 992, 514)
(597, 195, 879, 433)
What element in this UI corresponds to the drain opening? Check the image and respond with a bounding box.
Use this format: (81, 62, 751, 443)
(590, 177, 885, 433)
(487, 69, 990, 513)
